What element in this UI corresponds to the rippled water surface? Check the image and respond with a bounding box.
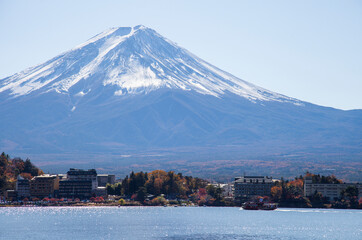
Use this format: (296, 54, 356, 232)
(0, 207, 361, 239)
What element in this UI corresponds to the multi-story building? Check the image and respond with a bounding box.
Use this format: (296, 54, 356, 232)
(221, 183, 234, 198)
(59, 180, 93, 199)
(29, 174, 59, 198)
(234, 176, 273, 202)
(97, 174, 116, 187)
(304, 176, 362, 200)
(93, 186, 107, 197)
(67, 168, 98, 189)
(211, 183, 234, 198)
(16, 175, 30, 199)
(5, 190, 17, 201)
(59, 169, 98, 199)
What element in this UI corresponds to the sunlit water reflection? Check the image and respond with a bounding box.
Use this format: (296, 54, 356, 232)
(0, 207, 360, 239)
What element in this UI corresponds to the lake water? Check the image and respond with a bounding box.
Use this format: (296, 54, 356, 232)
(0, 207, 360, 240)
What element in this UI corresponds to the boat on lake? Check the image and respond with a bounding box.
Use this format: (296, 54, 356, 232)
(242, 201, 277, 210)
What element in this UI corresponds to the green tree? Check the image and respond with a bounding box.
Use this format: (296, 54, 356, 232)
(206, 184, 216, 197)
(341, 186, 359, 200)
(136, 187, 147, 202)
(106, 184, 115, 195)
(114, 183, 122, 195)
(122, 176, 129, 195)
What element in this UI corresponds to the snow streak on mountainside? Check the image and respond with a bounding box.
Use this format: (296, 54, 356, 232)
(0, 25, 361, 172)
(0, 25, 301, 105)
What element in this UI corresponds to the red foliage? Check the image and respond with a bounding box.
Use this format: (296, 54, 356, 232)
(198, 188, 207, 197)
(90, 196, 104, 202)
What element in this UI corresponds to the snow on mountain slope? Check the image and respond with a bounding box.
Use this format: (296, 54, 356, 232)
(0, 25, 361, 168)
(0, 25, 301, 105)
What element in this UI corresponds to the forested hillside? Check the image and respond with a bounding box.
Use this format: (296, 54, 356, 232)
(0, 152, 43, 194)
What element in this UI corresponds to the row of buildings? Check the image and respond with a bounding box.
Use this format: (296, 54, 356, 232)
(9, 168, 115, 200)
(6, 172, 362, 202)
(233, 175, 361, 202)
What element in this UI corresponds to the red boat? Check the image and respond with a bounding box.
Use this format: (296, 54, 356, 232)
(242, 201, 277, 210)
(242, 201, 259, 210)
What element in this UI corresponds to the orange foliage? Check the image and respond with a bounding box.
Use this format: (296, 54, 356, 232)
(148, 170, 167, 179)
(287, 179, 303, 188)
(20, 172, 32, 180)
(150, 196, 167, 205)
(271, 186, 282, 200)
(154, 178, 163, 195)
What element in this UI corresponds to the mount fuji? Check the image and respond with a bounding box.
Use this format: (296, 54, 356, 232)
(0, 25, 361, 175)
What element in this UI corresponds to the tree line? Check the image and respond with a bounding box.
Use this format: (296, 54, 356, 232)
(106, 170, 208, 201)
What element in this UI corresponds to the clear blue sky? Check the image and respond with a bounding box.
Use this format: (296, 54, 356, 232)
(1, 0, 361, 110)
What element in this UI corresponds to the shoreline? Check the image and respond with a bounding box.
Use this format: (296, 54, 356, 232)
(1, 203, 361, 210)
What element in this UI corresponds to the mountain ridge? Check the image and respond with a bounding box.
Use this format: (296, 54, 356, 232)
(0, 25, 361, 176)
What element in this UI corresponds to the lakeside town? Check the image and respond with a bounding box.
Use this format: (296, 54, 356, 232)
(1, 153, 361, 209)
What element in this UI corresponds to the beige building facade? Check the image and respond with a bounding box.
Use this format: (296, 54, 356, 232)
(29, 174, 59, 198)
(304, 176, 362, 200)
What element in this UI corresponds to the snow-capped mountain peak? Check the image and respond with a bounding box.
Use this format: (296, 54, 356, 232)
(0, 25, 301, 105)
(0, 26, 360, 168)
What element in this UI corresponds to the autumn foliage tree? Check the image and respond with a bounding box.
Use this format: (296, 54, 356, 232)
(271, 186, 282, 201)
(0, 152, 43, 194)
(271, 176, 311, 207)
(108, 170, 207, 202)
